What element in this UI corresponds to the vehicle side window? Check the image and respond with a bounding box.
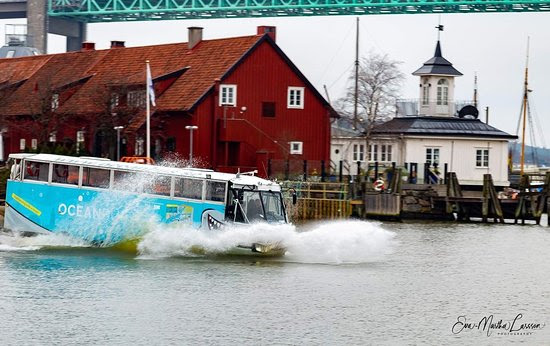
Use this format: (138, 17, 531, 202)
(144, 175, 172, 196)
(52, 164, 79, 185)
(113, 170, 140, 192)
(205, 181, 226, 202)
(82, 167, 110, 188)
(174, 178, 203, 200)
(24, 161, 49, 182)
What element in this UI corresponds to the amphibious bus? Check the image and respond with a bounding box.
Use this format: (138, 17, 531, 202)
(4, 153, 290, 255)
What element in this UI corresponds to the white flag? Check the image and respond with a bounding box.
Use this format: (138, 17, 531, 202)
(146, 61, 156, 107)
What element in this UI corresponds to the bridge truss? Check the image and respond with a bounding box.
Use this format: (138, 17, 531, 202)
(48, 0, 550, 22)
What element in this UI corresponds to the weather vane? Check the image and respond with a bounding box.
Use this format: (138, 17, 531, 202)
(436, 16, 444, 41)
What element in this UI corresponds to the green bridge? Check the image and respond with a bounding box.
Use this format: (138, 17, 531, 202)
(48, 0, 550, 22)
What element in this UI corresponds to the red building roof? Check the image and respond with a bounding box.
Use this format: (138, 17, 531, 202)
(0, 34, 263, 117)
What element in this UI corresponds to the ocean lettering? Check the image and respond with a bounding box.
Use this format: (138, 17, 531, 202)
(58, 203, 67, 215)
(57, 203, 108, 220)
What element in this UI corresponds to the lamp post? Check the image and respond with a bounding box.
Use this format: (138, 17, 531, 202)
(113, 126, 124, 161)
(185, 125, 198, 163)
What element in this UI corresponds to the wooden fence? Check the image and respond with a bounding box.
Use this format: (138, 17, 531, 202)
(281, 181, 352, 221)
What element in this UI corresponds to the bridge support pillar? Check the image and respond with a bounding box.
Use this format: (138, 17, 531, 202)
(27, 0, 47, 53)
(26, 0, 87, 53)
(50, 18, 87, 52)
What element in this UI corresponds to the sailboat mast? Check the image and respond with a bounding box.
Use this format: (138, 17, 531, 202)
(520, 38, 530, 176)
(353, 17, 359, 130)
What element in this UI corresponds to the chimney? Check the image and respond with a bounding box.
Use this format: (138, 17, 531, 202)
(110, 40, 125, 48)
(188, 27, 203, 50)
(81, 42, 95, 51)
(257, 26, 276, 42)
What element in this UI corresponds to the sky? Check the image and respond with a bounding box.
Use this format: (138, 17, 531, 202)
(1, 12, 549, 147)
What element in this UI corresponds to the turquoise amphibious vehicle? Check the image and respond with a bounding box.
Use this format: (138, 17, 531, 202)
(4, 154, 289, 255)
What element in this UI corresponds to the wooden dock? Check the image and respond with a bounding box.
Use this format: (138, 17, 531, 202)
(281, 171, 550, 224)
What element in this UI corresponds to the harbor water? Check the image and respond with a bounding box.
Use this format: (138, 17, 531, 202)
(0, 220, 548, 345)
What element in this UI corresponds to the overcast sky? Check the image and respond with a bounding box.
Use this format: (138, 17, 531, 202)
(1, 13, 549, 147)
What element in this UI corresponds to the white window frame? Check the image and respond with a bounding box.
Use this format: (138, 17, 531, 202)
(127, 90, 146, 108)
(287, 87, 304, 109)
(219, 84, 237, 106)
(476, 149, 489, 168)
(110, 93, 119, 112)
(353, 144, 365, 162)
(49, 132, 57, 143)
(422, 85, 429, 105)
(19, 138, 26, 151)
(437, 79, 449, 106)
(426, 147, 440, 165)
(31, 139, 38, 150)
(51, 93, 59, 111)
(289, 141, 303, 155)
(387, 145, 393, 162)
(136, 137, 145, 156)
(76, 131, 85, 143)
(370, 144, 378, 162)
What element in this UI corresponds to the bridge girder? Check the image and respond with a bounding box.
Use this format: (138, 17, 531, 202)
(48, 0, 550, 22)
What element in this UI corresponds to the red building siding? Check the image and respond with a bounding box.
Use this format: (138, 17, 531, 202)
(190, 39, 331, 174)
(1, 28, 333, 177)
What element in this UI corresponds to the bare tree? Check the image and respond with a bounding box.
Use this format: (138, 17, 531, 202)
(336, 52, 405, 137)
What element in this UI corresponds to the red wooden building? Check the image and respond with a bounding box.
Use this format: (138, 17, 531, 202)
(0, 26, 336, 177)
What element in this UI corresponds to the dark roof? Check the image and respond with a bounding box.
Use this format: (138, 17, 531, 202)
(372, 116, 517, 139)
(0, 46, 41, 59)
(331, 117, 363, 137)
(412, 41, 462, 77)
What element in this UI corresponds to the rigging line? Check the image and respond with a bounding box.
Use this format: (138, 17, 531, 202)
(327, 62, 355, 90)
(318, 21, 355, 83)
(515, 97, 524, 137)
(530, 99, 547, 148)
(358, 20, 387, 56)
(511, 99, 523, 162)
(527, 101, 538, 165)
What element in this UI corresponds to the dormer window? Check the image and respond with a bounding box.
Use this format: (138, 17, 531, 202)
(110, 93, 119, 112)
(127, 90, 146, 108)
(51, 93, 59, 111)
(437, 79, 449, 106)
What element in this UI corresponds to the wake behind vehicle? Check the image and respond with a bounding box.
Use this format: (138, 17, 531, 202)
(4, 154, 292, 256)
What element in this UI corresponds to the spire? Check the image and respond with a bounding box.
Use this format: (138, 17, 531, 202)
(412, 39, 462, 76)
(434, 40, 442, 58)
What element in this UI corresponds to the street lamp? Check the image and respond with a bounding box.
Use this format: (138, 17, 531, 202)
(185, 125, 198, 164)
(113, 126, 124, 161)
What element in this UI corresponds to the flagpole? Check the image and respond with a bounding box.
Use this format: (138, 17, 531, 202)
(146, 60, 151, 158)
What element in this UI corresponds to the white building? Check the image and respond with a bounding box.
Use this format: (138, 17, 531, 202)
(331, 39, 516, 185)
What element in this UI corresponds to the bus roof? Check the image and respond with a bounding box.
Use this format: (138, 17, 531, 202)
(9, 153, 280, 191)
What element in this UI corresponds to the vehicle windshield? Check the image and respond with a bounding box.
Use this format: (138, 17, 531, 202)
(260, 191, 286, 222)
(226, 189, 286, 223)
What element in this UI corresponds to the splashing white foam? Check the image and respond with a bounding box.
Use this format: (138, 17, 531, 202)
(283, 220, 395, 264)
(138, 220, 395, 264)
(0, 232, 89, 251)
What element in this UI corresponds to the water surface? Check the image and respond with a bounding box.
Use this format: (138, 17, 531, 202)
(0, 220, 548, 345)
